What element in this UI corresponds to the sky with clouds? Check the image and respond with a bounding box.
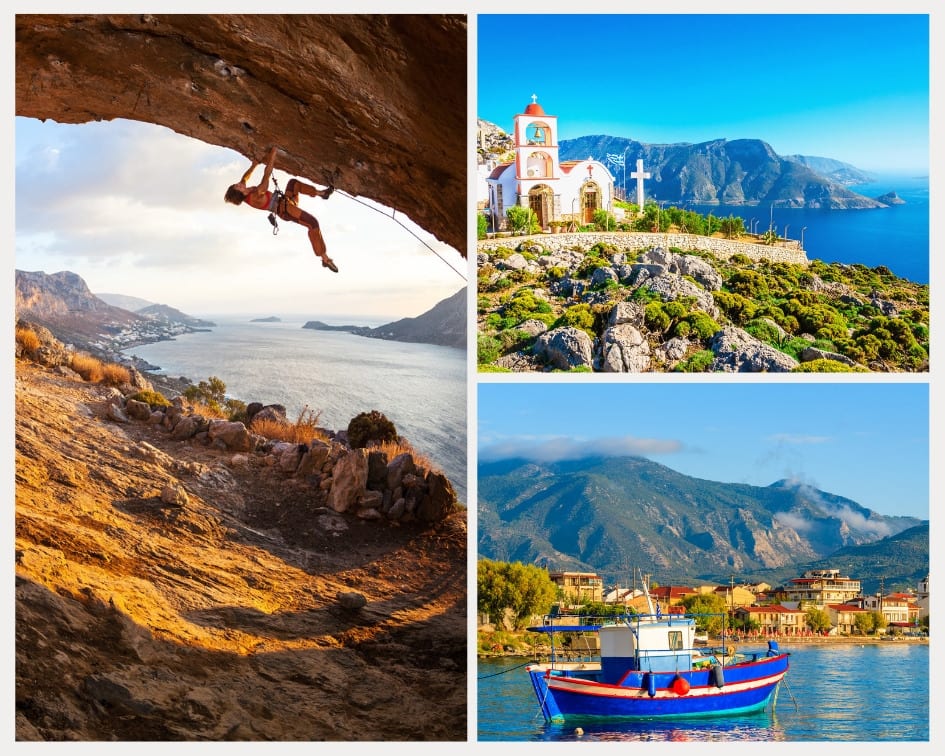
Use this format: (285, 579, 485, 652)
(478, 381, 929, 520)
(478, 13, 930, 175)
(14, 117, 467, 322)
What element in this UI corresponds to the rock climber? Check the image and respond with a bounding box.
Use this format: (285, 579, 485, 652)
(224, 145, 338, 273)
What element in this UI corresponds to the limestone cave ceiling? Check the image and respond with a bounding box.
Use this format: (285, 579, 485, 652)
(15, 14, 467, 257)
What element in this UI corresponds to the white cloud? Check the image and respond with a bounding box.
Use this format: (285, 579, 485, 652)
(479, 435, 683, 463)
(15, 117, 465, 317)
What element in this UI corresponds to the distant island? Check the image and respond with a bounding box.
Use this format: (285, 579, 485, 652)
(250, 316, 282, 323)
(303, 287, 465, 349)
(875, 191, 906, 206)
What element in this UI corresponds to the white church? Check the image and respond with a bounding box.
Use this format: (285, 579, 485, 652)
(483, 95, 617, 233)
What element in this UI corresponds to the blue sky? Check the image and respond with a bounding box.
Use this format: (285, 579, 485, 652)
(478, 13, 929, 174)
(14, 117, 466, 320)
(478, 382, 929, 520)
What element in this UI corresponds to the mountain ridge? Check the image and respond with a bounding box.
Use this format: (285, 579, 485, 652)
(303, 287, 466, 349)
(477, 117, 893, 209)
(478, 455, 926, 592)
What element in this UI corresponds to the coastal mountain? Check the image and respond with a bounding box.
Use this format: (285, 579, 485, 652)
(783, 154, 876, 185)
(558, 135, 885, 209)
(477, 118, 888, 209)
(478, 456, 926, 590)
(97, 292, 156, 312)
(303, 287, 466, 349)
(15, 269, 215, 357)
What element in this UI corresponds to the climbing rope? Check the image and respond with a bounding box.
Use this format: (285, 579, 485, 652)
(331, 187, 467, 282)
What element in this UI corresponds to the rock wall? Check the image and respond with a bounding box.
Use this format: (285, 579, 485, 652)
(478, 231, 808, 266)
(15, 14, 466, 255)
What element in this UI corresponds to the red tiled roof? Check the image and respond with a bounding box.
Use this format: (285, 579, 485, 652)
(487, 163, 512, 180)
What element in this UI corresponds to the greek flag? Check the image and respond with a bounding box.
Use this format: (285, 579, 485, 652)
(606, 153, 625, 167)
(656, 600, 662, 619)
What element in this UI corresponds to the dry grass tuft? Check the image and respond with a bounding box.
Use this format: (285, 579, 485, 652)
(101, 363, 131, 387)
(374, 438, 438, 477)
(69, 354, 105, 383)
(253, 406, 328, 445)
(187, 400, 230, 420)
(15, 327, 41, 355)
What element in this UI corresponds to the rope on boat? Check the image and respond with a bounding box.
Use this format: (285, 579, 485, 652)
(476, 660, 533, 680)
(781, 675, 800, 712)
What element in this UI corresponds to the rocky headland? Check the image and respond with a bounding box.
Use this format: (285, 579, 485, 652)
(303, 286, 466, 350)
(14, 326, 466, 741)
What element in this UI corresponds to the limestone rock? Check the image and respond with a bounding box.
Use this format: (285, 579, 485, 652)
(709, 326, 799, 372)
(328, 449, 368, 513)
(15, 14, 466, 255)
(534, 327, 595, 371)
(599, 324, 651, 372)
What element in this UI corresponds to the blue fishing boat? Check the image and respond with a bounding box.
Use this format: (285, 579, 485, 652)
(525, 584, 789, 722)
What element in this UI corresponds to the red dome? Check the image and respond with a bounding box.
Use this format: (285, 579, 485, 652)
(524, 102, 545, 115)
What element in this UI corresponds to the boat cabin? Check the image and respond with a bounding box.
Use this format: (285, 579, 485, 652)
(599, 617, 697, 684)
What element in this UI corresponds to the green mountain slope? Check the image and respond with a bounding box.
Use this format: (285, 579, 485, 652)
(478, 456, 925, 588)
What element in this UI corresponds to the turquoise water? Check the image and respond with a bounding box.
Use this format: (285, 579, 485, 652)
(478, 642, 929, 741)
(123, 317, 467, 503)
(688, 174, 929, 284)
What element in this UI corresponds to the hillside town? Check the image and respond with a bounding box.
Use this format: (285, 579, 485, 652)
(544, 568, 929, 638)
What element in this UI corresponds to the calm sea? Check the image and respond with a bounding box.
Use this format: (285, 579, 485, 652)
(477, 642, 929, 741)
(123, 317, 467, 503)
(688, 174, 929, 284)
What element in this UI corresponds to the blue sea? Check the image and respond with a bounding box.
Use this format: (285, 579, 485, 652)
(688, 174, 929, 284)
(122, 317, 467, 503)
(477, 642, 929, 741)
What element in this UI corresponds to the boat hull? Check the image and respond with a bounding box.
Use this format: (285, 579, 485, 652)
(528, 653, 788, 722)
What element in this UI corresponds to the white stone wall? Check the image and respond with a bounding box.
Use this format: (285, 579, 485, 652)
(477, 231, 809, 266)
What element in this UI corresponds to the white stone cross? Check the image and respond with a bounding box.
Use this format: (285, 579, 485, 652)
(630, 158, 650, 209)
(531, 93, 538, 104)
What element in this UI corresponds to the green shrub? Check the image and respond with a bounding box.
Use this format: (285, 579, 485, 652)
(674, 350, 715, 372)
(347, 410, 398, 449)
(644, 302, 671, 333)
(556, 304, 595, 334)
(792, 359, 861, 373)
(744, 318, 783, 345)
(686, 312, 722, 340)
(478, 335, 502, 365)
(779, 337, 818, 361)
(128, 389, 171, 408)
(477, 212, 488, 240)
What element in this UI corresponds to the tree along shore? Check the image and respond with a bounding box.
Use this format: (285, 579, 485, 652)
(477, 630, 927, 658)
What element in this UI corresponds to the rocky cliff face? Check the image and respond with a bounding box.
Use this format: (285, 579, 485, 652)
(15, 336, 466, 740)
(16, 14, 466, 255)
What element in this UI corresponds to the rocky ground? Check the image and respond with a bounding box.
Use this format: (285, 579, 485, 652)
(14, 359, 467, 741)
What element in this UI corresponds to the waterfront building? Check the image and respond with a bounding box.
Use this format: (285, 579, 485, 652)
(826, 603, 869, 635)
(548, 571, 604, 606)
(483, 95, 616, 232)
(733, 604, 805, 635)
(859, 592, 920, 628)
(782, 569, 861, 608)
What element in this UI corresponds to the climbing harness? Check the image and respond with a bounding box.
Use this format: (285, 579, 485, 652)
(267, 178, 285, 235)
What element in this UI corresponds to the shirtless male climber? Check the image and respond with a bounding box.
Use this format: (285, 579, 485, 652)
(224, 145, 338, 272)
